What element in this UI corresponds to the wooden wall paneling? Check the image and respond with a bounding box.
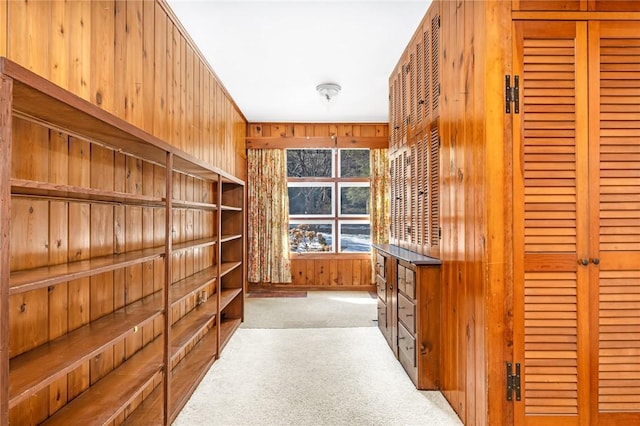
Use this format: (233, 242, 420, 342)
(178, 35, 187, 153)
(67, 0, 91, 101)
(0, 0, 6, 57)
(124, 0, 144, 128)
(143, 0, 155, 136)
(91, 1, 115, 113)
(472, 2, 487, 425)
(47, 130, 69, 417)
(153, 2, 168, 141)
(440, 0, 457, 412)
(114, 0, 127, 121)
(185, 47, 194, 156)
(49, 0, 67, 88)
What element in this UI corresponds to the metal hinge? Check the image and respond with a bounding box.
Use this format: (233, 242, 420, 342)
(505, 75, 519, 114)
(506, 362, 521, 401)
(438, 227, 442, 240)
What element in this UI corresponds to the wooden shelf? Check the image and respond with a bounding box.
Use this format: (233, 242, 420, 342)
(220, 261, 242, 278)
(219, 318, 242, 352)
(220, 234, 242, 243)
(171, 237, 217, 254)
(171, 199, 218, 210)
(120, 382, 163, 426)
(11, 179, 165, 206)
(168, 329, 218, 423)
(9, 292, 163, 408)
(169, 266, 217, 307)
(1, 58, 245, 425)
(170, 297, 218, 362)
(123, 310, 220, 425)
(9, 246, 164, 295)
(220, 288, 242, 311)
(41, 338, 163, 426)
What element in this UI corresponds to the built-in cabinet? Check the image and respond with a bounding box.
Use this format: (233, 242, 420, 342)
(388, 5, 441, 259)
(512, 20, 640, 426)
(374, 244, 440, 390)
(0, 58, 245, 425)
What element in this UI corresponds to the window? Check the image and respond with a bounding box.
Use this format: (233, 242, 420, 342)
(287, 148, 371, 253)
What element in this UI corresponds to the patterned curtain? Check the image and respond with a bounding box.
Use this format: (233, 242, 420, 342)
(370, 148, 390, 283)
(247, 149, 292, 283)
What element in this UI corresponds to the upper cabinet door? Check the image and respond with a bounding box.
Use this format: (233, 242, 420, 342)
(589, 0, 640, 10)
(513, 0, 584, 10)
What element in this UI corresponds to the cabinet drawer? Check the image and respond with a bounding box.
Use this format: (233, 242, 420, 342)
(398, 293, 416, 333)
(397, 264, 406, 294)
(376, 253, 386, 278)
(398, 322, 416, 367)
(376, 275, 387, 301)
(377, 299, 387, 328)
(404, 268, 415, 299)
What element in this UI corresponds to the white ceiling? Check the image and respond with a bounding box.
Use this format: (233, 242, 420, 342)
(166, 0, 432, 123)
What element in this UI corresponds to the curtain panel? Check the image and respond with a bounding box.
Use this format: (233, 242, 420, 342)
(247, 149, 292, 283)
(370, 148, 390, 282)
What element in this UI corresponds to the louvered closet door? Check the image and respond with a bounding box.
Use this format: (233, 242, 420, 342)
(513, 21, 591, 426)
(589, 21, 640, 425)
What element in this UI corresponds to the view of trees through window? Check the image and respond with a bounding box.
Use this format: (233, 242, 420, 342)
(287, 148, 371, 253)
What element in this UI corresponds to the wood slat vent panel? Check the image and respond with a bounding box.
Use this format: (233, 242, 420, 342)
(410, 144, 418, 245)
(599, 37, 640, 253)
(523, 38, 577, 254)
(599, 270, 640, 412)
(524, 271, 579, 415)
(416, 37, 424, 127)
(409, 52, 416, 133)
(431, 15, 440, 116)
(429, 126, 440, 248)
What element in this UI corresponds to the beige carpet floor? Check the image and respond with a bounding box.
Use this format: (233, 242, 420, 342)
(173, 292, 463, 426)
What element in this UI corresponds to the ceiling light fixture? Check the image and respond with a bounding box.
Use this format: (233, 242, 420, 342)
(316, 83, 341, 102)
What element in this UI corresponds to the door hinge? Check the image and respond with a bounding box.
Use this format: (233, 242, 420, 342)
(505, 75, 519, 114)
(506, 362, 521, 402)
(438, 227, 442, 240)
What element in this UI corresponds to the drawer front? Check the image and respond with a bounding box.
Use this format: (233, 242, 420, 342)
(376, 253, 386, 278)
(377, 299, 387, 328)
(398, 322, 416, 367)
(398, 293, 416, 333)
(404, 267, 415, 299)
(376, 275, 387, 302)
(397, 264, 406, 294)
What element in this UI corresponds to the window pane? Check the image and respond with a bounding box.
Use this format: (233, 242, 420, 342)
(340, 186, 370, 215)
(289, 223, 333, 253)
(289, 186, 333, 215)
(287, 149, 332, 177)
(340, 223, 371, 252)
(340, 149, 370, 178)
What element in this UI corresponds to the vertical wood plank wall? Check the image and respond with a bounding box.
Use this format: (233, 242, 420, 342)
(0, 0, 246, 180)
(391, 1, 513, 425)
(246, 122, 389, 290)
(439, 2, 512, 425)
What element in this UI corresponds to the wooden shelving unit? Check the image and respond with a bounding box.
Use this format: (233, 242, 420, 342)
(0, 58, 245, 425)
